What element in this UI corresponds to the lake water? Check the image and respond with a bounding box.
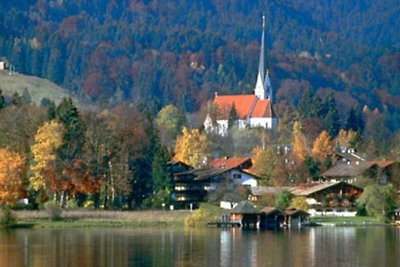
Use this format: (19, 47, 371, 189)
(0, 226, 399, 267)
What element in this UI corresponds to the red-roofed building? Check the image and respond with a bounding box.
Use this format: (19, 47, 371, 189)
(204, 17, 277, 135)
(209, 157, 252, 170)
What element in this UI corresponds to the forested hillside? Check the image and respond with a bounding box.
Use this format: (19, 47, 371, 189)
(0, 0, 399, 127)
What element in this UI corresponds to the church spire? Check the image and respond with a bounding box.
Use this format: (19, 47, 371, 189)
(255, 15, 266, 100)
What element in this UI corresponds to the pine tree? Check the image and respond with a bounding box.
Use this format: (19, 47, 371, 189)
(322, 93, 340, 137)
(228, 103, 238, 129)
(56, 98, 85, 163)
(0, 89, 5, 109)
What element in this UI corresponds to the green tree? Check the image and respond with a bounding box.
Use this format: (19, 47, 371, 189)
(21, 88, 32, 105)
(275, 190, 293, 209)
(155, 104, 186, 149)
(56, 98, 85, 163)
(11, 92, 22, 107)
(322, 93, 340, 137)
(0, 89, 5, 109)
(357, 184, 396, 221)
(228, 103, 238, 129)
(303, 156, 320, 181)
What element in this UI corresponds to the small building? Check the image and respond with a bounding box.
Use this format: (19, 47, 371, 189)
(290, 181, 363, 216)
(321, 160, 399, 185)
(283, 208, 310, 228)
(259, 207, 284, 230)
(393, 208, 400, 224)
(0, 61, 4, 70)
(229, 200, 260, 228)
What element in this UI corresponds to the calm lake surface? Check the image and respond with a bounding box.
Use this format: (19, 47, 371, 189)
(0, 226, 399, 267)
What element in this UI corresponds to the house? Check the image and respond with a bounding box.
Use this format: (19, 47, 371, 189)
(229, 200, 260, 228)
(259, 207, 284, 229)
(283, 208, 310, 228)
(321, 160, 399, 185)
(204, 16, 277, 136)
(290, 181, 363, 216)
(172, 163, 258, 208)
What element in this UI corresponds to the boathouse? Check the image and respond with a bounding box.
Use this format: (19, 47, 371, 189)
(229, 200, 260, 228)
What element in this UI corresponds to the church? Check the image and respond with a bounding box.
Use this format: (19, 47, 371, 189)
(204, 16, 277, 136)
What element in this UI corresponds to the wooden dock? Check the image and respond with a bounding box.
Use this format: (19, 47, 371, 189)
(207, 222, 241, 227)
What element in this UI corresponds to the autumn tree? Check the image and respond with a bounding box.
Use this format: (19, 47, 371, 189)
(291, 121, 308, 163)
(174, 127, 210, 168)
(335, 129, 358, 149)
(30, 120, 64, 195)
(311, 131, 334, 162)
(290, 196, 309, 210)
(0, 149, 25, 206)
(155, 104, 186, 149)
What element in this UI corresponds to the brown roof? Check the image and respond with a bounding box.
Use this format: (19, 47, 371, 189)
(289, 181, 363, 196)
(230, 200, 260, 214)
(284, 208, 310, 216)
(321, 161, 376, 178)
(210, 157, 252, 170)
(214, 94, 257, 119)
(260, 207, 282, 215)
(368, 160, 395, 168)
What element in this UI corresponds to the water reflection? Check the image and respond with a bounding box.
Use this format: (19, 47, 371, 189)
(0, 226, 399, 267)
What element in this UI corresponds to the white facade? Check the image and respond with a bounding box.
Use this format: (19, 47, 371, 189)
(249, 117, 277, 129)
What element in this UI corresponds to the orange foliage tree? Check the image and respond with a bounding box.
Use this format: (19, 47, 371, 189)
(0, 149, 25, 205)
(311, 131, 334, 161)
(291, 121, 308, 163)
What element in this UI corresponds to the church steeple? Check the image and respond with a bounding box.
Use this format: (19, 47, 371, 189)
(255, 15, 266, 100)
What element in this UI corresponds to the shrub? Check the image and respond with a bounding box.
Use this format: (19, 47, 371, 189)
(184, 208, 214, 227)
(0, 208, 17, 228)
(44, 200, 63, 221)
(66, 199, 78, 209)
(83, 200, 94, 209)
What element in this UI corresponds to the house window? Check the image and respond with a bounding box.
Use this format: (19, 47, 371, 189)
(175, 185, 186, 191)
(233, 174, 242, 179)
(204, 185, 211, 191)
(176, 196, 186, 201)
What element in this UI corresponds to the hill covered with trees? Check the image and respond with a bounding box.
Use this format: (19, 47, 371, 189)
(0, 0, 399, 126)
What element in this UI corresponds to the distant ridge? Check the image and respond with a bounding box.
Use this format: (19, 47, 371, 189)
(0, 70, 77, 105)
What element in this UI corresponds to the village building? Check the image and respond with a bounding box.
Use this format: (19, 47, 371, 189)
(289, 181, 363, 217)
(204, 16, 277, 136)
(321, 160, 399, 185)
(172, 157, 258, 208)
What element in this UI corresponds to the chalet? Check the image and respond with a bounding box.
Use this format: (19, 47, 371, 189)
(204, 16, 277, 136)
(290, 181, 363, 216)
(172, 159, 258, 208)
(321, 160, 399, 185)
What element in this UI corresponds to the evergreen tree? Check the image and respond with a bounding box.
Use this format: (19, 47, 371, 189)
(40, 98, 57, 120)
(322, 93, 340, 137)
(21, 88, 32, 105)
(11, 92, 22, 107)
(303, 156, 320, 181)
(56, 98, 85, 163)
(228, 103, 238, 129)
(344, 107, 364, 132)
(298, 89, 323, 119)
(0, 89, 5, 109)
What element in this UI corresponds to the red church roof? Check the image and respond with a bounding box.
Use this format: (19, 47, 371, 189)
(251, 99, 273, 117)
(214, 95, 257, 119)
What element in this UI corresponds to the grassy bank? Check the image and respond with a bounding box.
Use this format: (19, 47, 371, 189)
(14, 210, 191, 228)
(310, 216, 384, 226)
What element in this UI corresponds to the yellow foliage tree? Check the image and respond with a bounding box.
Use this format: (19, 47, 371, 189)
(291, 121, 307, 162)
(0, 149, 25, 205)
(251, 147, 276, 186)
(335, 129, 357, 149)
(311, 131, 334, 161)
(173, 127, 210, 168)
(30, 120, 65, 191)
(289, 196, 309, 210)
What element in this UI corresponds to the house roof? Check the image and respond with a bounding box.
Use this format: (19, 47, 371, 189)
(214, 94, 257, 119)
(260, 207, 282, 215)
(250, 186, 290, 196)
(289, 181, 363, 196)
(230, 200, 260, 214)
(250, 99, 274, 118)
(284, 208, 310, 216)
(210, 157, 252, 170)
(174, 167, 258, 182)
(368, 160, 395, 168)
(321, 161, 376, 178)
